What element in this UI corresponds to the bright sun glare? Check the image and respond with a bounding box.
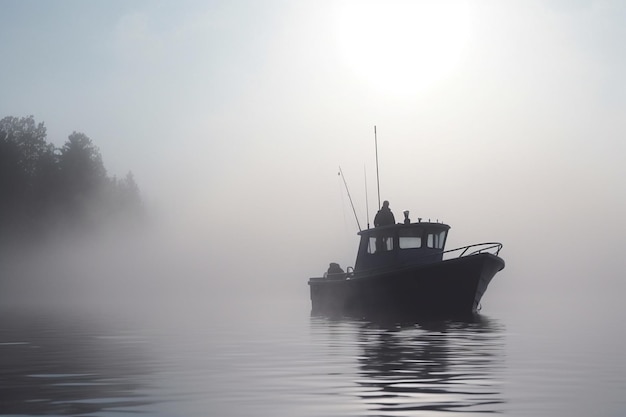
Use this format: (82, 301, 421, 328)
(333, 0, 471, 96)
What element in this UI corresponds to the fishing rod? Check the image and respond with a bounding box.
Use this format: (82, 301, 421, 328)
(338, 166, 362, 232)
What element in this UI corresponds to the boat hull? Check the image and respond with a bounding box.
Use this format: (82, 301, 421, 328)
(308, 253, 504, 318)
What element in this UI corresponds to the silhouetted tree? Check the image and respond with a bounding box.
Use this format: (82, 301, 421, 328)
(0, 116, 54, 234)
(119, 171, 141, 208)
(0, 116, 48, 177)
(58, 132, 106, 201)
(0, 115, 144, 243)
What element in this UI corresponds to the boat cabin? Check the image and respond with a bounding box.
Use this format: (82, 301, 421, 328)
(354, 221, 450, 273)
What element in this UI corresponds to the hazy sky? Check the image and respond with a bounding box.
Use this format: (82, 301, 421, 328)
(1, 0, 625, 300)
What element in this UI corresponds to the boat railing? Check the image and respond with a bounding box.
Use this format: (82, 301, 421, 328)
(345, 242, 503, 279)
(444, 242, 503, 259)
(313, 242, 504, 281)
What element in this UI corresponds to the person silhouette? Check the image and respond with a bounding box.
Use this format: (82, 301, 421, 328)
(374, 200, 395, 227)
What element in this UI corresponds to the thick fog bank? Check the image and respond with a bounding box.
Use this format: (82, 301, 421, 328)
(0, 213, 311, 325)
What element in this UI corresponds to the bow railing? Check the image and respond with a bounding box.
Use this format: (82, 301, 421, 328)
(443, 242, 503, 259)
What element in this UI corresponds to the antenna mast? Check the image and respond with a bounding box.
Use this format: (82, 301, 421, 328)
(375, 125, 381, 209)
(339, 166, 362, 232)
(364, 165, 370, 229)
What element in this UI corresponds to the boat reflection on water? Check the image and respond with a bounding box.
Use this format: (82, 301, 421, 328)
(0, 309, 154, 415)
(313, 314, 506, 416)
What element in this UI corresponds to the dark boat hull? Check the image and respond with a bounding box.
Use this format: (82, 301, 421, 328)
(308, 253, 505, 318)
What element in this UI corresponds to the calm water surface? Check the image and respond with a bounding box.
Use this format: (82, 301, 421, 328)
(1, 288, 625, 417)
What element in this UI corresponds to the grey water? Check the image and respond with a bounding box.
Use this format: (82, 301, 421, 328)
(1, 283, 625, 417)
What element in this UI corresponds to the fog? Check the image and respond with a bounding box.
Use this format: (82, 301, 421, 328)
(1, 0, 625, 322)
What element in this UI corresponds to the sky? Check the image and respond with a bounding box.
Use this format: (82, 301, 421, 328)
(1, 0, 625, 309)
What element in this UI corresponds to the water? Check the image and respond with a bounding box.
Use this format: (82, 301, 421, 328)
(1, 287, 625, 417)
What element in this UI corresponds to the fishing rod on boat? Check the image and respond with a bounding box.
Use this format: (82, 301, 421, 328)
(375, 125, 381, 210)
(338, 166, 362, 232)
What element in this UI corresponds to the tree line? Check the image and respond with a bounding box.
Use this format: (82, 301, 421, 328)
(0, 115, 143, 241)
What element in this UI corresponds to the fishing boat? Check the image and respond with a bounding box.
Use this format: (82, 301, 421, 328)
(308, 212, 505, 317)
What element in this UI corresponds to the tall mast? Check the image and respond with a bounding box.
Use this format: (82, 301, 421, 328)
(375, 125, 381, 209)
(365, 165, 370, 229)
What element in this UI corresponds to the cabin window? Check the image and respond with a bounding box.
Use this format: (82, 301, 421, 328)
(426, 231, 447, 249)
(367, 237, 376, 254)
(367, 235, 393, 254)
(399, 228, 422, 249)
(427, 234, 434, 248)
(438, 231, 447, 248)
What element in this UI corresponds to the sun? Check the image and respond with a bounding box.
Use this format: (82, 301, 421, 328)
(333, 0, 471, 96)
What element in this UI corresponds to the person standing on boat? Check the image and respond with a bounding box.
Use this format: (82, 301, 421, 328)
(374, 200, 395, 227)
